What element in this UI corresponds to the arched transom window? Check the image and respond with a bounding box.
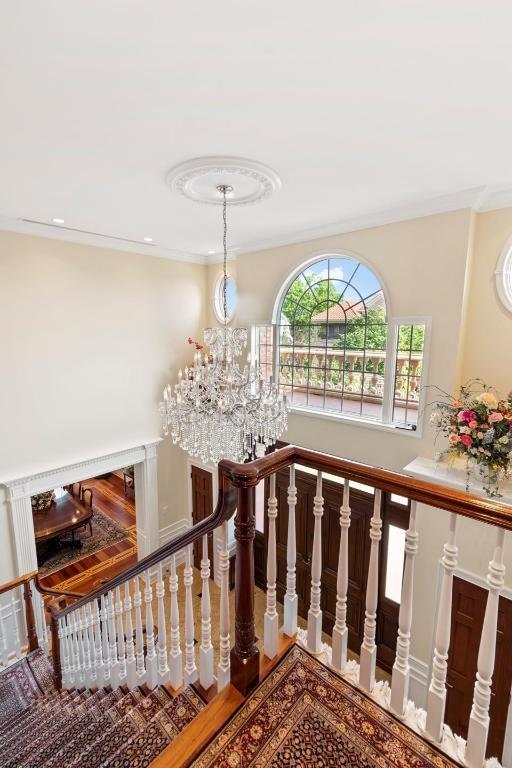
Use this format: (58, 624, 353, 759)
(254, 254, 428, 430)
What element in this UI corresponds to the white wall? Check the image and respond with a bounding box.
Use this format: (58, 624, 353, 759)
(0, 230, 206, 583)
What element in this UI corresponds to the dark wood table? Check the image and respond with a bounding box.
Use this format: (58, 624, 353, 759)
(34, 492, 93, 561)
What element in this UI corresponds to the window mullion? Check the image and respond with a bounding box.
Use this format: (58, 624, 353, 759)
(382, 318, 397, 425)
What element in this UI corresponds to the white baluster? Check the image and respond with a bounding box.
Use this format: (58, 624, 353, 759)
(144, 569, 158, 688)
(359, 488, 383, 692)
(92, 599, 104, 683)
(307, 472, 324, 653)
(264, 474, 279, 659)
(107, 590, 119, 686)
(199, 535, 214, 690)
(124, 582, 136, 689)
(133, 576, 146, 683)
(39, 595, 49, 655)
(184, 544, 198, 684)
(466, 528, 506, 768)
(390, 501, 419, 716)
(0, 599, 8, 666)
(85, 604, 96, 687)
(425, 513, 458, 742)
(168, 554, 183, 690)
(11, 591, 21, 657)
(217, 522, 231, 691)
(156, 563, 169, 684)
(115, 587, 127, 684)
(81, 605, 93, 688)
(332, 478, 351, 671)
(283, 465, 298, 638)
(59, 617, 70, 688)
(100, 594, 111, 684)
(67, 613, 77, 686)
(73, 611, 83, 685)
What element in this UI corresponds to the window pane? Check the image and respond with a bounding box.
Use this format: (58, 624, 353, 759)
(278, 256, 388, 421)
(392, 323, 425, 427)
(385, 525, 406, 603)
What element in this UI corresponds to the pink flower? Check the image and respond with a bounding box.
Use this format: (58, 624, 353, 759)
(458, 409, 476, 422)
(468, 420, 478, 429)
(460, 434, 473, 446)
(449, 433, 460, 444)
(489, 412, 504, 423)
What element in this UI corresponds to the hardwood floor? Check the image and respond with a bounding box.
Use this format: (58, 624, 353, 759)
(38, 474, 138, 596)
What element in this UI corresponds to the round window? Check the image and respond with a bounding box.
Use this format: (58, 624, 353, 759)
(214, 273, 237, 323)
(496, 242, 512, 313)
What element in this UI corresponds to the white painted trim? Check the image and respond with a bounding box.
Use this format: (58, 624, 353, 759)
(495, 234, 512, 314)
(409, 655, 429, 709)
(159, 518, 190, 547)
(235, 185, 512, 258)
(454, 567, 512, 603)
(0, 215, 206, 264)
(289, 404, 421, 437)
(1, 439, 161, 576)
(270, 248, 393, 324)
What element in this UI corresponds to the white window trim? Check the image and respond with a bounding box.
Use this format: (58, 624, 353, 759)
(495, 237, 512, 314)
(213, 271, 236, 324)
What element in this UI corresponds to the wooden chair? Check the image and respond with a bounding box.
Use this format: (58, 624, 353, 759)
(79, 487, 93, 537)
(71, 481, 82, 498)
(123, 466, 135, 496)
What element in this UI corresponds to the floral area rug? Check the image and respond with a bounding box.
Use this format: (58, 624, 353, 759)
(192, 646, 459, 768)
(37, 506, 129, 575)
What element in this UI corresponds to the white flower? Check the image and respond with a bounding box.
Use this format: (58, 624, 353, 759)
(477, 432, 484, 439)
(499, 436, 509, 445)
(477, 392, 498, 409)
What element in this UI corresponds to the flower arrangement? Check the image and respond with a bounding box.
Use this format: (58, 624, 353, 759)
(31, 490, 55, 513)
(430, 380, 512, 497)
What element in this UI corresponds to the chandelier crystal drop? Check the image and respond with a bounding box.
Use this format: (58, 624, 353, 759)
(159, 184, 289, 464)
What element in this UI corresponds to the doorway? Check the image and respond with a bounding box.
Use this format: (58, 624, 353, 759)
(445, 576, 512, 761)
(190, 465, 214, 569)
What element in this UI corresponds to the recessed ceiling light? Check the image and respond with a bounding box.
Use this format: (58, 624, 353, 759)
(208, 249, 215, 254)
(51, 217, 65, 224)
(143, 236, 153, 243)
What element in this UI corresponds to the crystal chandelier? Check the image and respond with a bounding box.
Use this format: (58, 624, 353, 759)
(159, 185, 289, 464)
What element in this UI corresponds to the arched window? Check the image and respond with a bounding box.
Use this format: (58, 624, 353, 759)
(254, 254, 429, 430)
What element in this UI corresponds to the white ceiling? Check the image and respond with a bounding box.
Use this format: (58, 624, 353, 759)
(2, 1, 512, 263)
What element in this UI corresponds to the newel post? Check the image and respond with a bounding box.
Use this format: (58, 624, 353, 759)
(230, 483, 260, 695)
(23, 579, 38, 652)
(49, 603, 62, 690)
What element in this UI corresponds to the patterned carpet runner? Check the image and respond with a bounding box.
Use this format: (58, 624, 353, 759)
(191, 646, 460, 768)
(0, 651, 205, 768)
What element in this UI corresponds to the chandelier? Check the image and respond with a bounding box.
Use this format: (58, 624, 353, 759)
(159, 184, 289, 464)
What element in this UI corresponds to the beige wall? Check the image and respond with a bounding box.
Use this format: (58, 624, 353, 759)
(236, 208, 474, 473)
(0, 230, 206, 582)
(460, 207, 512, 391)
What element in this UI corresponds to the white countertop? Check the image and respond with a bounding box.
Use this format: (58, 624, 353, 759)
(403, 456, 512, 507)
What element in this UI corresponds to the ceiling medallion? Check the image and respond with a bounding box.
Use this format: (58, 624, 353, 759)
(166, 155, 281, 206)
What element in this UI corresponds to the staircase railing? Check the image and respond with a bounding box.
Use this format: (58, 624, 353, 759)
(0, 570, 39, 666)
(225, 444, 512, 768)
(45, 445, 511, 767)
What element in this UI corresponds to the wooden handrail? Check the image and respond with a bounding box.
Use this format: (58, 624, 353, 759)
(220, 445, 512, 529)
(0, 570, 38, 596)
(50, 470, 237, 621)
(33, 574, 84, 600)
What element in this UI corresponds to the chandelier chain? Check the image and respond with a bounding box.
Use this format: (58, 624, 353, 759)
(222, 187, 228, 326)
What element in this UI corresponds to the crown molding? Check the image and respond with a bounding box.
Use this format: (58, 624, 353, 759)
(3, 183, 512, 267)
(0, 215, 206, 265)
(232, 187, 490, 257)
